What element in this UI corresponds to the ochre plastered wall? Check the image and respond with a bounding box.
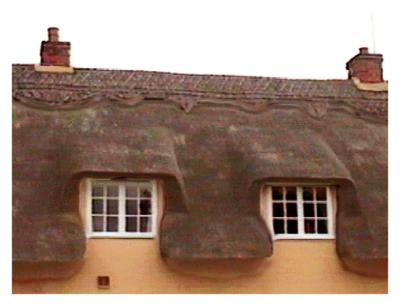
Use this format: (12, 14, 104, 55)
(12, 240, 387, 294)
(13, 181, 387, 294)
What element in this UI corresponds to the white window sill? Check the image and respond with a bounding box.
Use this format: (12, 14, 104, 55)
(273, 234, 335, 240)
(87, 233, 156, 239)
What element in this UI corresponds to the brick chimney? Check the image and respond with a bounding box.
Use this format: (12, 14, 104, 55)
(346, 47, 383, 83)
(40, 27, 70, 67)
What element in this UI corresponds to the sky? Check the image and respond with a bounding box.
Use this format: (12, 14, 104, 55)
(3, 0, 393, 80)
(1, 0, 399, 305)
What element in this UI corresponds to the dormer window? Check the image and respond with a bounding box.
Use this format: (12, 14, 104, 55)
(86, 179, 157, 238)
(262, 185, 336, 240)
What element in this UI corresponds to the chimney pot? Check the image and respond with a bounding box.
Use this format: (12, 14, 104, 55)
(48, 27, 59, 42)
(359, 47, 369, 55)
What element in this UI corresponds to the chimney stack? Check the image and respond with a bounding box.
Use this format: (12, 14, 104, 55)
(40, 27, 70, 67)
(346, 47, 384, 83)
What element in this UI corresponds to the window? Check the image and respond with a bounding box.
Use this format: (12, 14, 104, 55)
(86, 179, 157, 238)
(263, 185, 336, 240)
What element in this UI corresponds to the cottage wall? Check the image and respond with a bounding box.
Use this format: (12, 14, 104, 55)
(12, 241, 388, 294)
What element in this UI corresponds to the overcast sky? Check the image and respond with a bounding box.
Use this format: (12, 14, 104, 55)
(5, 0, 392, 80)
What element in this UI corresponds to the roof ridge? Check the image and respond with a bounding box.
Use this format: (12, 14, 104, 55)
(12, 64, 349, 83)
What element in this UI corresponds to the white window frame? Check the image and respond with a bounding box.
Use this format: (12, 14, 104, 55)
(86, 179, 158, 239)
(262, 184, 336, 240)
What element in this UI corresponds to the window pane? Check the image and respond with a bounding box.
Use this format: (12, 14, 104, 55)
(303, 204, 315, 217)
(140, 199, 152, 215)
(126, 186, 138, 197)
(286, 203, 297, 217)
(316, 187, 327, 201)
(126, 199, 138, 215)
(126, 217, 138, 232)
(92, 216, 104, 232)
(92, 185, 103, 197)
(106, 185, 119, 197)
(304, 219, 316, 233)
(106, 199, 119, 214)
(287, 220, 298, 234)
(92, 199, 103, 214)
(267, 185, 333, 238)
(273, 203, 284, 217)
(140, 186, 152, 198)
(272, 187, 283, 200)
(303, 187, 313, 201)
(317, 219, 328, 234)
(106, 217, 118, 232)
(140, 217, 152, 232)
(317, 204, 327, 217)
(286, 187, 297, 201)
(273, 219, 285, 234)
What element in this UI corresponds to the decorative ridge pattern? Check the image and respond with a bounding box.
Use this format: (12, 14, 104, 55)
(12, 64, 387, 122)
